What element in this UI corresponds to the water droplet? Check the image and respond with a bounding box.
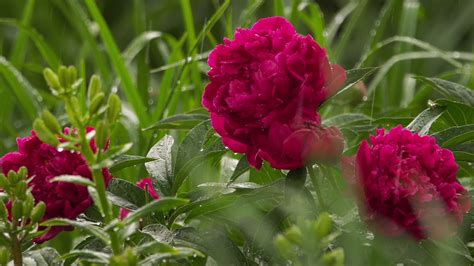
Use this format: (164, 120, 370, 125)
(199, 148, 204, 152)
(148, 99, 154, 105)
(452, 52, 461, 58)
(57, 147, 64, 152)
(362, 96, 368, 101)
(198, 204, 203, 208)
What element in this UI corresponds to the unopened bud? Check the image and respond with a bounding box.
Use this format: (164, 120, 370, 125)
(58, 66, 69, 88)
(67, 66, 77, 85)
(15, 181, 28, 200)
(0, 200, 8, 220)
(18, 167, 28, 180)
(106, 93, 121, 123)
(43, 68, 61, 92)
(274, 234, 294, 259)
(33, 119, 60, 146)
(89, 92, 105, 115)
(0, 174, 8, 188)
(31, 202, 46, 224)
(7, 170, 19, 185)
(95, 121, 108, 150)
(23, 193, 34, 218)
(285, 225, 302, 245)
(65, 97, 82, 127)
(88, 75, 102, 102)
(12, 200, 23, 220)
(320, 248, 344, 266)
(313, 212, 332, 239)
(42, 110, 62, 134)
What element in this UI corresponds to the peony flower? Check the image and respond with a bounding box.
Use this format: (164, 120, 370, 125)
(0, 129, 112, 243)
(119, 178, 159, 220)
(202, 16, 346, 170)
(346, 125, 470, 239)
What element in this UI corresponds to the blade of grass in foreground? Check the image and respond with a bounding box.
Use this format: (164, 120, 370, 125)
(84, 0, 149, 126)
(10, 0, 35, 69)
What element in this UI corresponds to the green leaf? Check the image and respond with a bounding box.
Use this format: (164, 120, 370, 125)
(106, 179, 147, 210)
(23, 247, 62, 266)
(326, 67, 378, 103)
(452, 143, 474, 162)
(407, 105, 446, 135)
(416, 77, 474, 107)
(61, 250, 109, 264)
(145, 135, 175, 196)
(109, 155, 156, 173)
(324, 113, 372, 127)
(143, 113, 209, 131)
(50, 175, 95, 187)
(139, 247, 202, 266)
(41, 218, 109, 243)
(123, 197, 189, 225)
(432, 125, 474, 147)
(436, 99, 474, 125)
(228, 156, 250, 184)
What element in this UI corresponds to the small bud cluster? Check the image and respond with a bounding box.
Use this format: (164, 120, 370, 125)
(274, 213, 344, 266)
(0, 167, 46, 262)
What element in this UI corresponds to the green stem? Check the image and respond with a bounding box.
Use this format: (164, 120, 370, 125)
(10, 220, 22, 266)
(307, 165, 326, 211)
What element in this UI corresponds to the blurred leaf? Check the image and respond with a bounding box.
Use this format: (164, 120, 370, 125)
(144, 113, 209, 131)
(141, 224, 175, 244)
(139, 247, 202, 265)
(416, 77, 474, 107)
(407, 105, 446, 135)
(61, 250, 109, 264)
(22, 247, 62, 266)
(228, 156, 250, 184)
(452, 143, 474, 162)
(123, 197, 189, 225)
(327, 67, 378, 102)
(145, 135, 175, 196)
(50, 175, 95, 187)
(432, 125, 474, 147)
(107, 178, 147, 210)
(41, 219, 109, 243)
(109, 155, 156, 173)
(324, 113, 372, 127)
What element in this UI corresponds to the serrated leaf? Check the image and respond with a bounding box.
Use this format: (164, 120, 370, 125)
(123, 197, 189, 225)
(41, 218, 109, 243)
(145, 135, 175, 196)
(143, 113, 209, 130)
(50, 175, 95, 187)
(407, 105, 446, 135)
(228, 156, 250, 184)
(106, 179, 147, 210)
(416, 77, 474, 107)
(109, 155, 156, 173)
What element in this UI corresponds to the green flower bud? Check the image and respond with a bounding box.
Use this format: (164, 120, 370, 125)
(12, 200, 23, 221)
(18, 167, 28, 180)
(88, 75, 102, 102)
(285, 225, 302, 245)
(23, 193, 34, 218)
(313, 212, 332, 239)
(65, 97, 82, 127)
(0, 200, 8, 220)
(89, 92, 105, 115)
(15, 180, 28, 200)
(33, 119, 60, 147)
(41, 110, 62, 134)
(106, 93, 122, 124)
(0, 174, 8, 188)
(31, 202, 46, 224)
(95, 121, 108, 150)
(274, 234, 294, 259)
(68, 66, 77, 85)
(43, 68, 61, 92)
(58, 66, 69, 88)
(320, 248, 344, 266)
(0, 246, 9, 266)
(7, 170, 19, 185)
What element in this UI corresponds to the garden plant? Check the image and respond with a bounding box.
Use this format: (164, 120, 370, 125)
(0, 0, 474, 265)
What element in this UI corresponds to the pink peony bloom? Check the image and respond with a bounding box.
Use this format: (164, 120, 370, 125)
(202, 16, 346, 170)
(346, 126, 470, 239)
(0, 130, 112, 243)
(119, 178, 160, 220)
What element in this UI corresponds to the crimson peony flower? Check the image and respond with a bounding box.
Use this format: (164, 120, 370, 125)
(119, 178, 159, 220)
(345, 126, 470, 239)
(0, 130, 112, 243)
(202, 16, 346, 170)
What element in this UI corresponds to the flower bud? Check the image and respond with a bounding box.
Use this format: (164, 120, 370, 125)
(320, 248, 344, 266)
(0, 246, 9, 266)
(89, 92, 105, 115)
(95, 121, 108, 150)
(12, 200, 23, 221)
(274, 234, 294, 259)
(0, 174, 8, 188)
(106, 93, 121, 124)
(0, 200, 8, 220)
(7, 170, 19, 185)
(67, 66, 77, 85)
(88, 74, 102, 102)
(65, 97, 82, 127)
(41, 110, 62, 134)
(313, 212, 332, 239)
(18, 167, 28, 180)
(31, 202, 46, 224)
(33, 119, 60, 147)
(58, 66, 69, 88)
(15, 180, 28, 200)
(23, 193, 34, 218)
(285, 225, 302, 245)
(43, 68, 61, 92)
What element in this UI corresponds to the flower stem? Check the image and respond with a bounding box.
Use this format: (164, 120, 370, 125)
(10, 220, 22, 266)
(307, 165, 326, 211)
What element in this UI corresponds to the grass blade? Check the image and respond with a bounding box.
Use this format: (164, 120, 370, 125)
(10, 0, 36, 68)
